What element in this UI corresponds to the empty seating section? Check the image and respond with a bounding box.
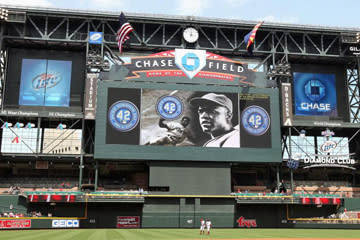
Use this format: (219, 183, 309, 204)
(0, 177, 78, 191)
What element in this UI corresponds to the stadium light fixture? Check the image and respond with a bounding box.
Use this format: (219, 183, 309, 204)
(267, 62, 292, 82)
(357, 32, 360, 43)
(0, 8, 8, 21)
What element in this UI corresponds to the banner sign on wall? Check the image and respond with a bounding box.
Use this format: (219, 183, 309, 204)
(103, 49, 270, 88)
(302, 154, 356, 170)
(0, 219, 31, 229)
(347, 45, 360, 56)
(84, 73, 97, 119)
(52, 219, 79, 228)
(116, 216, 140, 228)
(106, 88, 272, 149)
(281, 83, 293, 126)
(293, 72, 337, 116)
(236, 216, 257, 228)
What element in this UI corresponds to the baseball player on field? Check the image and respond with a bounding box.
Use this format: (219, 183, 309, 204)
(205, 218, 212, 235)
(200, 217, 205, 235)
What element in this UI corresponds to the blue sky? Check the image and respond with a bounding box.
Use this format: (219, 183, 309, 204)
(2, 0, 360, 28)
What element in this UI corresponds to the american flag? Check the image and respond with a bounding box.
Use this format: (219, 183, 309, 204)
(117, 12, 134, 53)
(244, 21, 264, 55)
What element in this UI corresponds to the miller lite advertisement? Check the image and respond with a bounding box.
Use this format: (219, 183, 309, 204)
(293, 72, 337, 116)
(4, 48, 85, 114)
(19, 59, 72, 107)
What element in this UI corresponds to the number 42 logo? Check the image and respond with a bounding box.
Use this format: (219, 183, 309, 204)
(108, 100, 140, 132)
(241, 106, 270, 136)
(156, 96, 183, 120)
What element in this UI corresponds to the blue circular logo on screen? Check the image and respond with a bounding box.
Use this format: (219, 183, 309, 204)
(304, 79, 325, 101)
(181, 53, 200, 71)
(108, 100, 139, 132)
(156, 96, 183, 119)
(241, 106, 270, 136)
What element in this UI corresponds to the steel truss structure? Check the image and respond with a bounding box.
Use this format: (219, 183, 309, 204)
(0, 6, 359, 178)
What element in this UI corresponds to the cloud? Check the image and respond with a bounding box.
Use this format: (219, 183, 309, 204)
(86, 0, 127, 11)
(176, 0, 209, 16)
(0, 0, 53, 7)
(224, 0, 249, 5)
(257, 15, 299, 24)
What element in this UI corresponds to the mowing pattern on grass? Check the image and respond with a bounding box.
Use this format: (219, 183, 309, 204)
(1, 229, 360, 240)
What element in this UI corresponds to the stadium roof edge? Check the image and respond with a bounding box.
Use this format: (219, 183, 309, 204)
(1, 4, 360, 33)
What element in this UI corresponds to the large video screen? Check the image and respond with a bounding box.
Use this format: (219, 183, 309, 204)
(95, 82, 281, 163)
(0, 127, 81, 155)
(19, 59, 72, 107)
(4, 48, 85, 112)
(106, 88, 271, 149)
(291, 64, 348, 122)
(293, 72, 337, 116)
(42, 128, 82, 154)
(1, 128, 40, 153)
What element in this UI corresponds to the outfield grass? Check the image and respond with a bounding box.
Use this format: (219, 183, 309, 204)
(0, 228, 360, 240)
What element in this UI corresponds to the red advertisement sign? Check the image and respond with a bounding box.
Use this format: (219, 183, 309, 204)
(116, 216, 140, 228)
(236, 216, 257, 228)
(0, 219, 31, 229)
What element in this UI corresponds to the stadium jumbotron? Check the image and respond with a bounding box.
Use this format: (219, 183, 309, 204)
(0, 4, 359, 230)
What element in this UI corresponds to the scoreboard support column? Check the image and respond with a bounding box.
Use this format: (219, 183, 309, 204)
(288, 127, 294, 193)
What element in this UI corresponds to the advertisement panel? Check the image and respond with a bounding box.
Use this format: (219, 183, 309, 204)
(281, 83, 293, 126)
(52, 219, 79, 228)
(4, 48, 85, 113)
(116, 216, 140, 228)
(19, 59, 72, 107)
(0, 219, 31, 229)
(89, 32, 103, 44)
(106, 88, 271, 149)
(84, 73, 98, 119)
(101, 49, 269, 88)
(29, 194, 76, 202)
(293, 72, 337, 116)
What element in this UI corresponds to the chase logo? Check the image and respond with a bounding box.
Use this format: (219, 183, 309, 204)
(182, 53, 199, 71)
(293, 72, 337, 116)
(175, 49, 206, 79)
(108, 100, 140, 132)
(32, 73, 61, 89)
(89, 32, 103, 44)
(304, 79, 325, 101)
(52, 220, 79, 228)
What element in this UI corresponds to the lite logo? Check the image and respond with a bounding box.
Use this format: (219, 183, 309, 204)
(320, 140, 337, 153)
(32, 73, 61, 89)
(175, 49, 206, 79)
(89, 32, 103, 44)
(236, 216, 257, 228)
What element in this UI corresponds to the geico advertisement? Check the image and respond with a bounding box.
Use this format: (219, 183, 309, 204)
(293, 72, 337, 116)
(52, 219, 79, 228)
